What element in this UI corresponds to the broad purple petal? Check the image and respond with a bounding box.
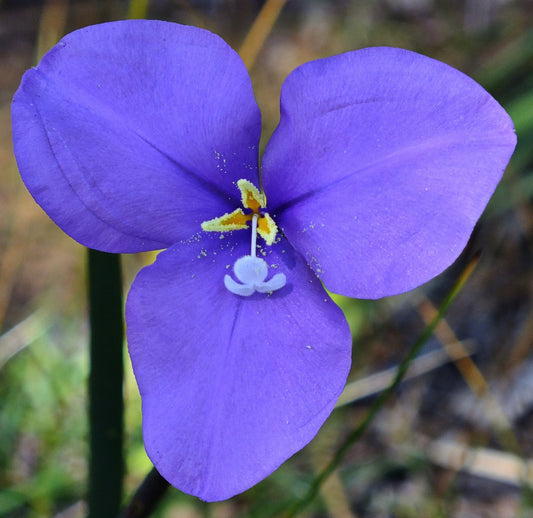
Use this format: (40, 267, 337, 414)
(126, 233, 351, 501)
(12, 21, 261, 252)
(262, 47, 516, 298)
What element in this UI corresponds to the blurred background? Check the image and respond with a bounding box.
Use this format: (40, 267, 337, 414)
(2, 0, 533, 516)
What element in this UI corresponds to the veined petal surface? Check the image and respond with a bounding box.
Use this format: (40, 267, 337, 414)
(262, 47, 516, 298)
(12, 21, 261, 252)
(126, 233, 351, 501)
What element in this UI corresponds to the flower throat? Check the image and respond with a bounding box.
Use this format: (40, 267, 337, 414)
(201, 179, 286, 296)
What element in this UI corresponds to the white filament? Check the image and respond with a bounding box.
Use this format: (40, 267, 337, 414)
(224, 214, 286, 296)
(251, 213, 258, 257)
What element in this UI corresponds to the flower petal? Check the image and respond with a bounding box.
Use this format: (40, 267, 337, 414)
(262, 47, 516, 298)
(126, 233, 351, 501)
(12, 21, 261, 252)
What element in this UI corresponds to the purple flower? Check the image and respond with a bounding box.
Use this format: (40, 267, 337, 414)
(11, 20, 515, 501)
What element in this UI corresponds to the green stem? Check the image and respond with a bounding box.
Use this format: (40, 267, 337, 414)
(88, 249, 124, 518)
(117, 467, 170, 518)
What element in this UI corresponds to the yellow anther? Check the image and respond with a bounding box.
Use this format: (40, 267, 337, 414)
(257, 213, 278, 246)
(201, 179, 278, 246)
(238, 179, 266, 211)
(201, 208, 251, 232)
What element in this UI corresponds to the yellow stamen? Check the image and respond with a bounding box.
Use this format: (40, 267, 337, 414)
(201, 179, 278, 245)
(238, 179, 266, 211)
(201, 208, 251, 232)
(257, 213, 278, 246)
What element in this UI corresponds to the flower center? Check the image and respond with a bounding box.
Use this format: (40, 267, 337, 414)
(201, 179, 286, 296)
